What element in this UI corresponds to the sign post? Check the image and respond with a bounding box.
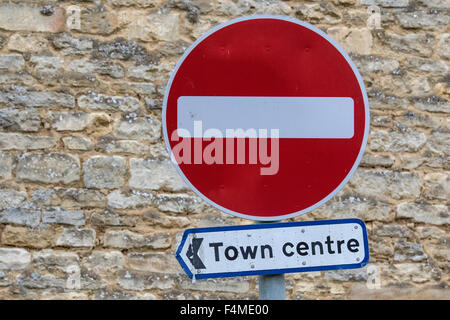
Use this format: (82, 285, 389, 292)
(258, 221, 285, 300)
(164, 15, 370, 299)
(259, 273, 285, 300)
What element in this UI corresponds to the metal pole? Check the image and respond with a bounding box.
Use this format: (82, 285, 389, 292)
(257, 220, 286, 300)
(259, 273, 286, 300)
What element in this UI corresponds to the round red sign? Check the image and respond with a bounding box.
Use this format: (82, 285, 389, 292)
(163, 15, 370, 221)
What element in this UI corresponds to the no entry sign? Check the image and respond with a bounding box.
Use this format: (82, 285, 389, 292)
(163, 15, 370, 221)
(176, 219, 369, 279)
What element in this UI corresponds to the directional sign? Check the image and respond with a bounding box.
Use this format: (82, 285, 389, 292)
(163, 15, 370, 221)
(176, 219, 369, 279)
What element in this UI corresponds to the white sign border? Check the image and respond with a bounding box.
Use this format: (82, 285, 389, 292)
(162, 15, 371, 221)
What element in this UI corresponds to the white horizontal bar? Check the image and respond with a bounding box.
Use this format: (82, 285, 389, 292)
(177, 96, 354, 139)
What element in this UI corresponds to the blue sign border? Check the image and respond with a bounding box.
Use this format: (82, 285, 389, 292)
(176, 218, 369, 279)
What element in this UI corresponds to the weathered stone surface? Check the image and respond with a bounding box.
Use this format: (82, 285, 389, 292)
(52, 33, 94, 56)
(376, 74, 432, 97)
(79, 6, 118, 35)
(128, 63, 173, 82)
(31, 188, 106, 209)
(397, 202, 449, 225)
(0, 152, 14, 178)
(149, 143, 170, 160)
(56, 228, 96, 247)
(360, 0, 409, 7)
(0, 132, 56, 151)
(349, 170, 422, 200)
(30, 55, 64, 80)
(383, 262, 441, 284)
(1, 225, 58, 249)
(83, 156, 126, 189)
(437, 33, 450, 60)
(118, 12, 180, 42)
(48, 111, 92, 132)
(394, 241, 428, 262)
(353, 55, 399, 74)
(396, 153, 450, 171)
(373, 225, 414, 239)
(360, 153, 395, 168)
(0, 54, 24, 72)
(107, 190, 154, 209)
(69, 59, 124, 79)
(0, 271, 10, 287)
(17, 152, 80, 184)
(58, 188, 106, 208)
(414, 96, 450, 113)
(129, 159, 187, 191)
(143, 209, 190, 228)
(368, 91, 408, 111)
(78, 92, 140, 113)
(396, 11, 449, 30)
(107, 0, 159, 7)
(313, 194, 393, 222)
(116, 270, 175, 291)
(153, 193, 208, 214)
(370, 237, 394, 257)
(109, 81, 155, 96)
(416, 226, 446, 239)
(16, 271, 66, 290)
(327, 27, 372, 55)
(295, 2, 340, 24)
(42, 207, 85, 226)
(32, 249, 79, 272)
(113, 117, 161, 141)
(369, 129, 427, 152)
(324, 268, 368, 282)
(93, 38, 158, 64)
(404, 58, 448, 76)
(8, 34, 49, 53)
(95, 289, 156, 300)
(97, 138, 150, 155)
(62, 136, 92, 151)
(103, 230, 171, 249)
(82, 251, 124, 273)
(180, 277, 250, 293)
(128, 252, 179, 273)
(0, 188, 27, 210)
(394, 111, 444, 129)
(423, 172, 449, 201)
(424, 243, 450, 265)
(0, 72, 36, 88)
(170, 0, 214, 14)
(0, 87, 75, 108)
(0, 108, 40, 132)
(0, 248, 31, 270)
(90, 209, 137, 227)
(427, 130, 449, 155)
(0, 208, 40, 227)
(0, 4, 65, 33)
(380, 32, 435, 58)
(349, 284, 450, 299)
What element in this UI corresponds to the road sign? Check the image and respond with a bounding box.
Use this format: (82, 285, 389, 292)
(176, 219, 369, 279)
(163, 15, 370, 221)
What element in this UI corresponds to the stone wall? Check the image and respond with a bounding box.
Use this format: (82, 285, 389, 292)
(0, 0, 448, 300)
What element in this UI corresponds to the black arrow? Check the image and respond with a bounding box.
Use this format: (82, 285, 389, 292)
(186, 237, 206, 269)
